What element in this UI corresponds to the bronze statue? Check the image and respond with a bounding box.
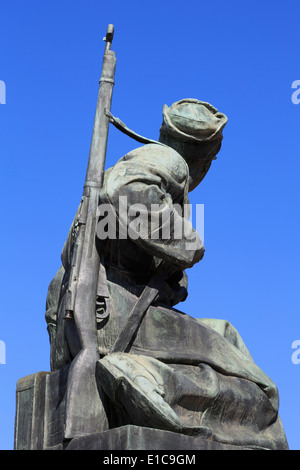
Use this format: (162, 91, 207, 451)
(15, 25, 289, 450)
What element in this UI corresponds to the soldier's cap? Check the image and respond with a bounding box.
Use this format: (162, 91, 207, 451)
(160, 98, 228, 143)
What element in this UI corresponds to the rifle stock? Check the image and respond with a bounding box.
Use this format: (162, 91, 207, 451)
(63, 24, 116, 439)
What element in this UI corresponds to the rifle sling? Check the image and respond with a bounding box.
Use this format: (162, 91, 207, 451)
(105, 109, 166, 147)
(110, 261, 167, 353)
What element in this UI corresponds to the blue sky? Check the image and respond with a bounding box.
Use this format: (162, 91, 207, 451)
(0, 0, 299, 450)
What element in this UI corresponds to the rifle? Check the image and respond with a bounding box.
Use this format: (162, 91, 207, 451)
(63, 24, 116, 439)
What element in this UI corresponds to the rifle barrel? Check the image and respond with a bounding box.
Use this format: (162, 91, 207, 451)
(64, 24, 117, 439)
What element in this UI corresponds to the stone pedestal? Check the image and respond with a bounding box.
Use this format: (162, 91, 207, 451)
(14, 370, 247, 451)
(14, 368, 69, 450)
(64, 426, 245, 451)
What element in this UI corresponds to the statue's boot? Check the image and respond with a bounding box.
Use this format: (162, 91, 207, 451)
(96, 352, 211, 438)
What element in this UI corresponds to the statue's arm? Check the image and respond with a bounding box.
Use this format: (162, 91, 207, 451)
(103, 158, 205, 270)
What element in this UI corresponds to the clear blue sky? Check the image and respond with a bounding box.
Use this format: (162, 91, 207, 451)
(0, 0, 299, 450)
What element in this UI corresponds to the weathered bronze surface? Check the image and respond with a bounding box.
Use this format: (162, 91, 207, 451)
(14, 25, 289, 450)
